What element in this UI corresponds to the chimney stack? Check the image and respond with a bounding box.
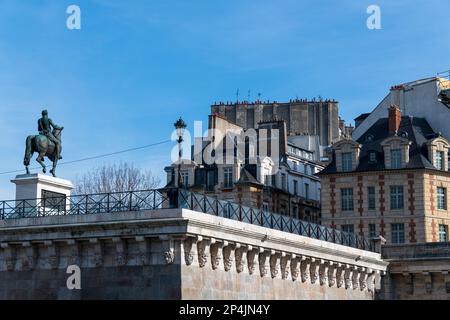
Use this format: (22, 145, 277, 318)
(388, 105, 401, 134)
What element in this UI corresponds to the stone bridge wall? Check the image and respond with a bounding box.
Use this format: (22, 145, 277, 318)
(0, 209, 388, 299)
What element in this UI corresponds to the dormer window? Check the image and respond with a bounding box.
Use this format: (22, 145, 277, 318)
(342, 152, 353, 172)
(435, 151, 444, 170)
(391, 149, 402, 169)
(369, 152, 377, 163)
(426, 137, 450, 171)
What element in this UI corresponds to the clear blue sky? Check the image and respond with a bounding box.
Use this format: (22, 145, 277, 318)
(0, 0, 449, 199)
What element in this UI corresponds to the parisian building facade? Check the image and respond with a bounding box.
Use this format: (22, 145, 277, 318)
(165, 114, 323, 222)
(210, 99, 352, 147)
(319, 105, 450, 244)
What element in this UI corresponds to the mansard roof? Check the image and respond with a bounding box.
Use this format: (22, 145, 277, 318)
(319, 116, 440, 175)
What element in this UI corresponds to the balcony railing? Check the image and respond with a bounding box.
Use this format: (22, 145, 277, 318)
(0, 188, 375, 252)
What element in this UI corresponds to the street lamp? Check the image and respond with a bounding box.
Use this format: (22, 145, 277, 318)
(174, 117, 187, 188)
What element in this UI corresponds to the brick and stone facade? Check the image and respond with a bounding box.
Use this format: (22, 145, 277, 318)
(319, 106, 450, 245)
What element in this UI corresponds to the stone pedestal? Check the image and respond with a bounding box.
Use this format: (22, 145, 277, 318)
(11, 174, 73, 200)
(10, 174, 74, 216)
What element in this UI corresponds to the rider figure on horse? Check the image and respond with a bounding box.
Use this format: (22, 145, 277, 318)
(38, 110, 63, 160)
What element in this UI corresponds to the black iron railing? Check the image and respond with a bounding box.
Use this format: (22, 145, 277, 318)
(177, 190, 374, 252)
(0, 190, 169, 219)
(0, 188, 375, 252)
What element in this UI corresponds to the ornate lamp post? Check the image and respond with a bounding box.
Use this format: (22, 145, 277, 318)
(174, 117, 187, 189)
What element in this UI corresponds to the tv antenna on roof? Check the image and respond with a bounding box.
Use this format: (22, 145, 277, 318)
(236, 88, 240, 103)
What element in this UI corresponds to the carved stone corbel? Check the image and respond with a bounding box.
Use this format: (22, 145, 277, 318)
(135, 236, 148, 266)
(366, 269, 376, 293)
(300, 256, 310, 283)
(234, 243, 245, 273)
(290, 254, 300, 282)
(44, 240, 59, 269)
(258, 248, 269, 277)
(310, 258, 320, 284)
(196, 236, 208, 268)
(280, 252, 290, 280)
(89, 238, 103, 267)
(67, 239, 80, 266)
(1, 243, 15, 271)
(269, 250, 280, 279)
(21, 242, 36, 271)
(344, 265, 354, 289)
(423, 272, 432, 294)
(359, 268, 368, 291)
(209, 238, 222, 270)
(319, 260, 329, 286)
(182, 237, 195, 266)
(352, 266, 360, 290)
(246, 245, 257, 275)
(336, 263, 345, 288)
(160, 236, 175, 265)
(112, 237, 127, 266)
(328, 262, 337, 287)
(222, 241, 233, 272)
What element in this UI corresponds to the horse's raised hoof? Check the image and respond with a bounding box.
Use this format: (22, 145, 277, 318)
(42, 168, 46, 174)
(50, 169, 56, 177)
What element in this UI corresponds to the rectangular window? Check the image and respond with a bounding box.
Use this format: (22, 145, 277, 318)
(304, 183, 309, 200)
(369, 224, 377, 238)
(391, 223, 405, 244)
(435, 151, 444, 170)
(341, 224, 354, 234)
(341, 188, 354, 211)
(369, 152, 377, 163)
(390, 186, 404, 210)
(390, 149, 402, 169)
(448, 149, 450, 171)
(293, 180, 298, 195)
(342, 152, 352, 172)
(180, 172, 189, 187)
(223, 167, 233, 188)
(437, 187, 447, 210)
(368, 187, 376, 210)
(439, 225, 448, 242)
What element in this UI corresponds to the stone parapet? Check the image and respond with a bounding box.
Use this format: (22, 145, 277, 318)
(0, 208, 388, 299)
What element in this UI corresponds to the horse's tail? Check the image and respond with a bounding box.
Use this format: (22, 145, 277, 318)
(24, 135, 34, 166)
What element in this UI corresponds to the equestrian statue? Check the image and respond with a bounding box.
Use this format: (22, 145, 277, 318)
(24, 110, 64, 177)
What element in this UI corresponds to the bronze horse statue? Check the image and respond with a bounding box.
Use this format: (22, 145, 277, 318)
(23, 128, 63, 177)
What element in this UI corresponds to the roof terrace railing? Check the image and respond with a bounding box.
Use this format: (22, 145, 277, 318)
(0, 188, 375, 252)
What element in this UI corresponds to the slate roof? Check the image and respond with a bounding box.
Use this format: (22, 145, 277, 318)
(319, 116, 440, 175)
